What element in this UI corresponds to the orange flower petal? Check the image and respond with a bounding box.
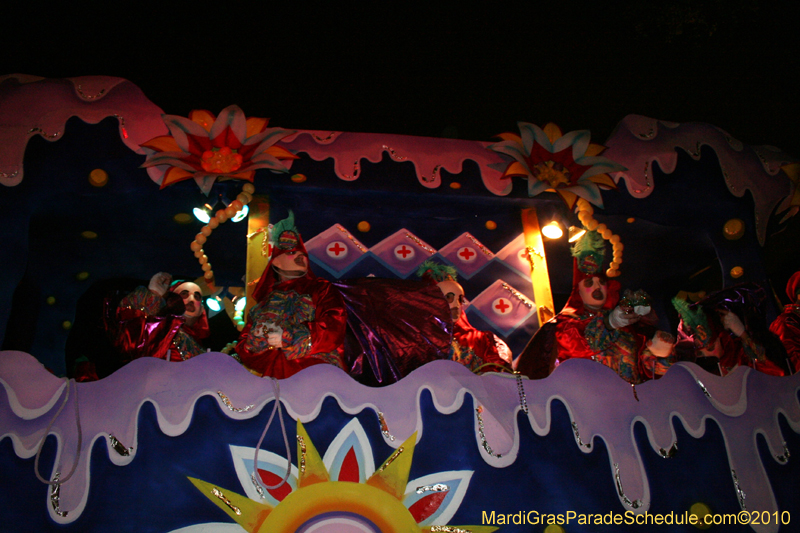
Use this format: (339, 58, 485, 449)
(265, 146, 300, 160)
(189, 110, 217, 132)
(160, 167, 195, 188)
(557, 189, 578, 209)
(585, 143, 606, 157)
(140, 135, 182, 153)
(588, 173, 618, 189)
(543, 123, 563, 145)
(228, 170, 255, 182)
(245, 117, 270, 138)
(495, 132, 522, 143)
(502, 161, 529, 178)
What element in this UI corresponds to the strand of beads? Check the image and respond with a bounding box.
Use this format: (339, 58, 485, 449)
(575, 197, 623, 278)
(190, 183, 256, 289)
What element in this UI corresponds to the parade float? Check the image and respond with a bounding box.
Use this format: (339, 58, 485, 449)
(1, 75, 799, 532)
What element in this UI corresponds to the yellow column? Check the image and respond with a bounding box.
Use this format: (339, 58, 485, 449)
(521, 208, 555, 324)
(245, 195, 271, 316)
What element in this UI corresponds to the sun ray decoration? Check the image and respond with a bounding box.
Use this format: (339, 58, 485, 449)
(140, 105, 298, 194)
(488, 122, 625, 208)
(188, 419, 497, 533)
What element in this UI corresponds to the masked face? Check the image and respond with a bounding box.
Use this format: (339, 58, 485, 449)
(272, 250, 308, 281)
(578, 276, 607, 309)
(173, 282, 203, 323)
(437, 280, 466, 321)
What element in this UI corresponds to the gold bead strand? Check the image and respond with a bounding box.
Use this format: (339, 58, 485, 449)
(188, 183, 256, 289)
(575, 198, 623, 278)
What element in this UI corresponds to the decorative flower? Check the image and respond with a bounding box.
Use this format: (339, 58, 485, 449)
(185, 418, 494, 532)
(489, 122, 625, 208)
(140, 105, 298, 194)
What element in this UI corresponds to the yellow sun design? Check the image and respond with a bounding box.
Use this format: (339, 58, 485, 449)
(188, 421, 497, 533)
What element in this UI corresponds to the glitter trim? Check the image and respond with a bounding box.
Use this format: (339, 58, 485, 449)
(500, 282, 533, 309)
(415, 483, 449, 494)
(658, 442, 678, 458)
(614, 463, 644, 509)
(731, 469, 747, 510)
(382, 145, 408, 161)
(421, 165, 440, 183)
(378, 446, 405, 472)
(431, 527, 472, 533)
(515, 373, 529, 414)
(631, 382, 639, 402)
(312, 131, 339, 142)
(404, 233, 436, 255)
(50, 472, 67, 517)
(28, 127, 61, 139)
(251, 473, 266, 499)
(216, 391, 255, 413)
(76, 84, 106, 100)
(377, 411, 395, 441)
(211, 487, 241, 515)
(335, 224, 367, 253)
(108, 435, 133, 456)
(776, 442, 790, 464)
(297, 435, 307, 475)
(571, 422, 592, 449)
(342, 159, 361, 179)
(247, 227, 270, 258)
(475, 406, 502, 458)
(696, 379, 712, 398)
(637, 127, 655, 139)
(465, 233, 494, 257)
(633, 161, 653, 194)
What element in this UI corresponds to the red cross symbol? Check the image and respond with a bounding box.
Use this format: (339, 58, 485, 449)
(458, 247, 476, 262)
(326, 241, 348, 259)
(394, 245, 414, 260)
(492, 298, 511, 315)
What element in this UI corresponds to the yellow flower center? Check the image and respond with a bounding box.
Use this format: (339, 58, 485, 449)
(533, 161, 571, 187)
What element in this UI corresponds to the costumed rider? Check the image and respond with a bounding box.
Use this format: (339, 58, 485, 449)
(770, 271, 800, 374)
(235, 211, 347, 378)
(674, 285, 786, 377)
(417, 260, 511, 372)
(113, 273, 210, 362)
(515, 230, 675, 383)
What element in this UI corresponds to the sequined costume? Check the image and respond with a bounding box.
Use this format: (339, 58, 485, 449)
(516, 260, 668, 384)
(235, 212, 346, 379)
(451, 311, 510, 372)
(770, 305, 800, 373)
(770, 272, 800, 373)
(113, 286, 209, 362)
(677, 283, 786, 377)
(236, 273, 346, 377)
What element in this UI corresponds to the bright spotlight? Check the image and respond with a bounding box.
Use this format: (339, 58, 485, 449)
(193, 207, 212, 223)
(206, 297, 221, 312)
(568, 226, 586, 242)
(542, 221, 563, 239)
(231, 204, 249, 222)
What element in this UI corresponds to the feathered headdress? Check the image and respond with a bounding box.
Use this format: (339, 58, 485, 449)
(672, 296, 714, 348)
(571, 230, 605, 274)
(270, 210, 301, 253)
(416, 260, 458, 284)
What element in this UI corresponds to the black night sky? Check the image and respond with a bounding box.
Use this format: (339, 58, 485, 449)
(4, 2, 799, 155)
